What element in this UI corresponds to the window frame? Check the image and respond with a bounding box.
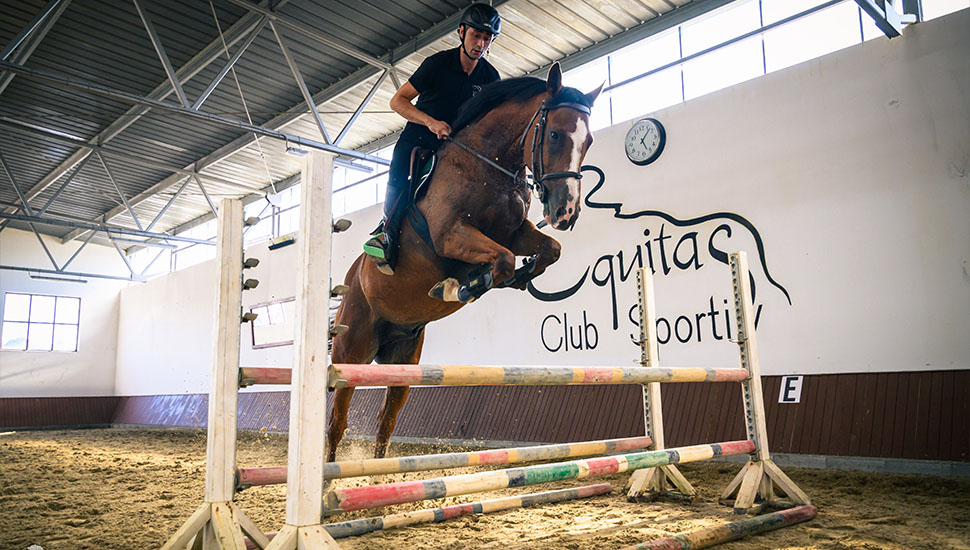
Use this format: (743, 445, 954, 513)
(1, 292, 82, 353)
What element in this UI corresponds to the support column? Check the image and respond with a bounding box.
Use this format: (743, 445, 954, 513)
(266, 151, 340, 549)
(720, 251, 811, 514)
(627, 267, 696, 502)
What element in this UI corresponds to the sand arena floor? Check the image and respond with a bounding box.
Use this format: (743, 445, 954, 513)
(1, 428, 968, 550)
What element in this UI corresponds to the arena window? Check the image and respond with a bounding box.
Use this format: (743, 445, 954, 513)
(1, 292, 81, 352)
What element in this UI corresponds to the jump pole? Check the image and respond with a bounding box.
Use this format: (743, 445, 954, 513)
(628, 266, 697, 502)
(620, 504, 817, 549)
(720, 252, 811, 514)
(264, 151, 340, 549)
(161, 199, 259, 550)
(328, 364, 749, 387)
(323, 440, 755, 514)
(236, 435, 653, 489)
(244, 483, 613, 548)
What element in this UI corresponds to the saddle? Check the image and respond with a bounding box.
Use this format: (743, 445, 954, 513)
(404, 147, 437, 250)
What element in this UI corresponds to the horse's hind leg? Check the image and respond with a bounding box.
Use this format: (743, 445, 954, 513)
(373, 329, 425, 458)
(327, 259, 379, 462)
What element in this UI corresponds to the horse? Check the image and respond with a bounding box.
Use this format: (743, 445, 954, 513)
(328, 62, 602, 460)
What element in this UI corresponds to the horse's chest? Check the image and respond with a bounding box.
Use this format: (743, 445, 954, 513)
(480, 190, 528, 242)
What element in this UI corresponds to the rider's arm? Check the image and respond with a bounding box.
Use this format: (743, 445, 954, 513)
(389, 81, 451, 139)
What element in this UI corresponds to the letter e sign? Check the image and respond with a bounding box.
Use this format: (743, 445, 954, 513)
(778, 376, 803, 403)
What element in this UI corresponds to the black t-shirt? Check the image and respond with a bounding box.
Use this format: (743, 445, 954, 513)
(400, 47, 500, 146)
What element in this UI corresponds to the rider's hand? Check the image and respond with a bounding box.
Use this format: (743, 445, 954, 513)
(428, 119, 451, 140)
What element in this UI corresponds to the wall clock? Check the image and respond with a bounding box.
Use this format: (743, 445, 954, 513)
(624, 117, 666, 166)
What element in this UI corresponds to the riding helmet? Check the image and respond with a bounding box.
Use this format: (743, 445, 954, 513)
(460, 3, 501, 36)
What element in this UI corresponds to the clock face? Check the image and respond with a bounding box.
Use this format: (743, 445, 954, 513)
(624, 118, 666, 166)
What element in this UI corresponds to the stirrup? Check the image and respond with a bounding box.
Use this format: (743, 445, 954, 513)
(363, 234, 394, 275)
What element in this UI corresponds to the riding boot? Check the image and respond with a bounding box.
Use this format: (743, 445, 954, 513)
(363, 194, 408, 276)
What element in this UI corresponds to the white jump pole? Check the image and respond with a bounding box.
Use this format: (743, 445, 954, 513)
(265, 151, 341, 549)
(162, 198, 260, 550)
(627, 266, 697, 501)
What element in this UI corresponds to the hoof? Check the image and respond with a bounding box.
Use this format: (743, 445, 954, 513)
(429, 278, 461, 302)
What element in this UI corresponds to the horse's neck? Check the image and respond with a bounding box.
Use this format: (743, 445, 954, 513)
(463, 94, 546, 170)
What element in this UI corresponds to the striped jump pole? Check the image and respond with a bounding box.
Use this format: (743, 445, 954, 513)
(239, 367, 291, 387)
(324, 440, 755, 515)
(619, 505, 818, 549)
(245, 484, 612, 549)
(237, 436, 652, 489)
(328, 364, 749, 388)
(328, 483, 610, 539)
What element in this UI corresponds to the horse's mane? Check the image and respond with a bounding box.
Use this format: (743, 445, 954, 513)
(452, 77, 545, 134)
(451, 76, 596, 137)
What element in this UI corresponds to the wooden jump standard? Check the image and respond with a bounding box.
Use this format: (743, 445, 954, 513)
(625, 261, 811, 513)
(236, 436, 652, 489)
(324, 441, 754, 514)
(163, 152, 342, 550)
(244, 484, 613, 548)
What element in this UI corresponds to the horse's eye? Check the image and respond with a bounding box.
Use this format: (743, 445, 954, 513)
(549, 131, 560, 143)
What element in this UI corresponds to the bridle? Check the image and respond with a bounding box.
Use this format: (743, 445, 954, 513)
(445, 93, 590, 203)
(518, 95, 590, 201)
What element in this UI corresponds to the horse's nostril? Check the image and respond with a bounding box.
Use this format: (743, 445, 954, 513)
(567, 207, 573, 214)
(556, 207, 566, 219)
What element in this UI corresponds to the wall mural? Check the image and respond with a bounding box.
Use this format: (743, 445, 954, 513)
(527, 165, 793, 354)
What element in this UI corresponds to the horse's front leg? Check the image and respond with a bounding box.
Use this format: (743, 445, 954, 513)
(505, 220, 562, 288)
(427, 222, 516, 302)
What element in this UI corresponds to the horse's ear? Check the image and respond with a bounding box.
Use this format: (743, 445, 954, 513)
(585, 81, 605, 105)
(546, 62, 563, 96)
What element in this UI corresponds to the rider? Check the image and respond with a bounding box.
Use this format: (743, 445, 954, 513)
(363, 3, 502, 275)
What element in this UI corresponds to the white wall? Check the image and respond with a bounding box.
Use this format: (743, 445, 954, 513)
(114, 10, 969, 394)
(0, 228, 131, 397)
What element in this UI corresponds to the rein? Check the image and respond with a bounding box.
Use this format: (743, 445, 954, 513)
(445, 93, 590, 202)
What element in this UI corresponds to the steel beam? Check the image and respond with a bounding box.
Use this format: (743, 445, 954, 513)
(1, 0, 287, 219)
(102, 235, 177, 249)
(270, 21, 332, 144)
(0, 212, 215, 246)
(0, 264, 145, 282)
(59, 0, 507, 243)
(193, 174, 218, 218)
(225, 0, 394, 71)
(60, 229, 96, 272)
(1, 0, 68, 61)
(0, 0, 71, 96)
(0, 148, 59, 269)
(96, 152, 144, 231)
(335, 70, 389, 146)
(109, 236, 137, 276)
(0, 61, 389, 164)
(37, 151, 91, 217)
(147, 176, 191, 232)
(855, 0, 903, 38)
(902, 0, 922, 21)
(132, 0, 190, 107)
(193, 18, 268, 110)
(0, 118, 256, 192)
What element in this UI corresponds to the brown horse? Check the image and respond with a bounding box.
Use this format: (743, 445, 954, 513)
(328, 63, 602, 460)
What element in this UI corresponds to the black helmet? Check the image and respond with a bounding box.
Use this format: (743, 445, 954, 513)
(460, 3, 501, 36)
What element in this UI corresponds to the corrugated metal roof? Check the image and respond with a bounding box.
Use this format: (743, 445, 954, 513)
(0, 0, 719, 245)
